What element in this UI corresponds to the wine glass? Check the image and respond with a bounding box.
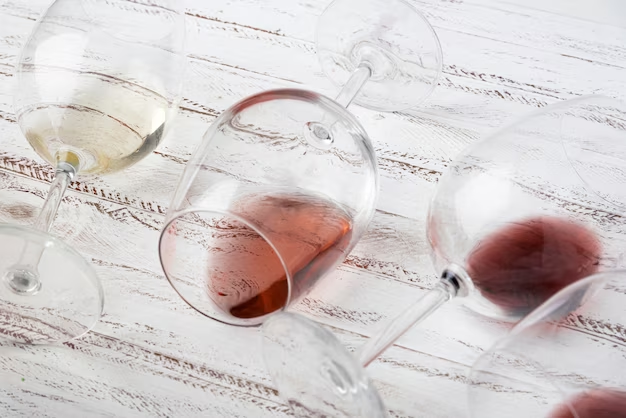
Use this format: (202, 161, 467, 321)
(158, 0, 441, 325)
(0, 0, 185, 344)
(261, 95, 626, 416)
(159, 87, 378, 326)
(468, 270, 626, 418)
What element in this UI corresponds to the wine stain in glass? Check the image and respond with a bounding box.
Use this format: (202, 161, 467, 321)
(206, 192, 353, 319)
(549, 389, 626, 418)
(467, 216, 602, 316)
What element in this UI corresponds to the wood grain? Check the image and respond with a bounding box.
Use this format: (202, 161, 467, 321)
(0, 0, 625, 416)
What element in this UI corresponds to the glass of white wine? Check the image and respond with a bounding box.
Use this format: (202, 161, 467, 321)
(0, 0, 185, 344)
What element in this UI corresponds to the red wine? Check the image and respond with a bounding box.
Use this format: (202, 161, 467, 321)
(466, 216, 601, 315)
(549, 389, 626, 418)
(206, 193, 352, 319)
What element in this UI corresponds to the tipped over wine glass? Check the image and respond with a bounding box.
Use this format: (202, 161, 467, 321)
(261, 95, 626, 417)
(158, 1, 441, 412)
(158, 0, 441, 326)
(469, 269, 626, 418)
(0, 0, 185, 344)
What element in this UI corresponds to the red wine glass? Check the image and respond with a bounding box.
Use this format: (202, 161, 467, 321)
(469, 270, 626, 418)
(262, 95, 626, 417)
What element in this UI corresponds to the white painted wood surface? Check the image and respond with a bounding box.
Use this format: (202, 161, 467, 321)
(0, 0, 625, 416)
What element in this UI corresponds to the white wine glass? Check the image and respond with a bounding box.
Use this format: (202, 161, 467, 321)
(468, 270, 626, 418)
(0, 0, 185, 344)
(262, 95, 626, 417)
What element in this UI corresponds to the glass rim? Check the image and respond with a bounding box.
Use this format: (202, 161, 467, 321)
(158, 207, 295, 328)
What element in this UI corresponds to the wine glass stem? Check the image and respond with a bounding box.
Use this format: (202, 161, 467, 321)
(33, 163, 74, 233)
(355, 282, 454, 367)
(335, 65, 372, 108)
(4, 163, 75, 295)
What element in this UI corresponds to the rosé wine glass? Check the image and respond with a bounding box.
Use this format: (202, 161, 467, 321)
(158, 0, 441, 327)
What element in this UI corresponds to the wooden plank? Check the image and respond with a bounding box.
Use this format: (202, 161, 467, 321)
(0, 0, 625, 416)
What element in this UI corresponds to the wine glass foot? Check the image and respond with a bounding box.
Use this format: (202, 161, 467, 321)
(262, 312, 386, 417)
(317, 0, 443, 111)
(350, 42, 398, 82)
(0, 225, 103, 345)
(304, 121, 334, 149)
(4, 267, 42, 295)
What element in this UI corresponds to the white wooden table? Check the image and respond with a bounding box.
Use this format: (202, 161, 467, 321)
(0, 0, 625, 416)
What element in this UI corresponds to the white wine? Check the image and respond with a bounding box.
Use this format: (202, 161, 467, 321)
(17, 69, 172, 175)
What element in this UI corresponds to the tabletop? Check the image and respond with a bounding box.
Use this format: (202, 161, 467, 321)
(0, 0, 625, 417)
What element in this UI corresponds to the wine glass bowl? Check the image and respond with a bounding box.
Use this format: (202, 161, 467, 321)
(428, 95, 626, 321)
(468, 270, 626, 418)
(159, 89, 378, 327)
(0, 0, 185, 344)
(316, 0, 443, 111)
(15, 0, 185, 176)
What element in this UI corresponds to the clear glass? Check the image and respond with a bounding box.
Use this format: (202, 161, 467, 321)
(468, 270, 626, 418)
(159, 89, 378, 326)
(317, 0, 442, 111)
(264, 312, 386, 417)
(261, 95, 626, 416)
(428, 94, 626, 321)
(0, 0, 185, 344)
(15, 0, 185, 175)
(0, 225, 103, 344)
(158, 0, 441, 327)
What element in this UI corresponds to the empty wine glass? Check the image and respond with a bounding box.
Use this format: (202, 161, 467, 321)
(468, 270, 626, 418)
(158, 0, 441, 326)
(0, 0, 185, 344)
(262, 95, 626, 416)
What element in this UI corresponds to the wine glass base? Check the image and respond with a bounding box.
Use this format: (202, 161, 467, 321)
(4, 268, 42, 295)
(317, 0, 443, 111)
(0, 224, 103, 345)
(262, 312, 386, 417)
